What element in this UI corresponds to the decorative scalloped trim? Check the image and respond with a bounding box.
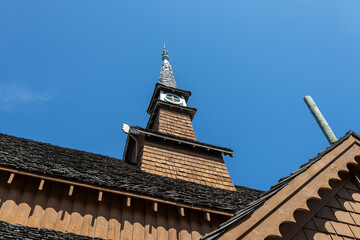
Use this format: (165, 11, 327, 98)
(264, 157, 359, 239)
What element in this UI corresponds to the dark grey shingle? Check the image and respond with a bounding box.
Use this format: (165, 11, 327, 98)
(0, 221, 101, 239)
(0, 133, 262, 213)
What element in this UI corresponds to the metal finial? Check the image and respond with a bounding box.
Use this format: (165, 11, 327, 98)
(161, 42, 169, 61)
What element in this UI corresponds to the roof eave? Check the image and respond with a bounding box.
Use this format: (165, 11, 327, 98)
(134, 127, 234, 157)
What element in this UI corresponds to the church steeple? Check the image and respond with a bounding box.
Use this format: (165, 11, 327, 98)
(122, 46, 236, 191)
(159, 44, 177, 88)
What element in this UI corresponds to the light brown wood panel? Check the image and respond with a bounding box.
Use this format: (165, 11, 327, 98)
(95, 191, 110, 239)
(179, 208, 191, 240)
(157, 203, 169, 240)
(210, 214, 222, 232)
(190, 210, 202, 240)
(27, 179, 52, 228)
(81, 189, 97, 237)
(133, 198, 145, 240)
(120, 195, 134, 240)
(67, 187, 87, 235)
(13, 177, 37, 225)
(145, 200, 157, 240)
(41, 182, 63, 229)
(201, 213, 212, 236)
(108, 194, 122, 240)
(0, 173, 12, 223)
(167, 205, 178, 240)
(54, 184, 74, 232)
(0, 172, 11, 204)
(0, 174, 26, 222)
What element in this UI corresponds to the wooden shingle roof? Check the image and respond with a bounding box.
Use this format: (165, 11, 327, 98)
(0, 132, 262, 214)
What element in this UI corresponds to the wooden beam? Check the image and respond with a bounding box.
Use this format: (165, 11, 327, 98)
(0, 166, 233, 216)
(68, 185, 74, 196)
(152, 202, 158, 212)
(38, 179, 45, 190)
(7, 173, 15, 184)
(204, 212, 211, 221)
(126, 197, 131, 207)
(98, 191, 103, 201)
(178, 207, 185, 217)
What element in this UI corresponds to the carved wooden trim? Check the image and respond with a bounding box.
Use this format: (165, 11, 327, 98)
(219, 136, 360, 239)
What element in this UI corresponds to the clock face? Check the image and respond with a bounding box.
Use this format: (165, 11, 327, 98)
(164, 93, 182, 104)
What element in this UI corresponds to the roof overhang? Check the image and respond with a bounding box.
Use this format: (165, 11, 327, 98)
(147, 83, 192, 114)
(130, 126, 234, 157)
(0, 166, 233, 217)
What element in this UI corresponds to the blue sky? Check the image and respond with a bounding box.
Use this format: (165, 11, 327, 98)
(0, 1, 359, 191)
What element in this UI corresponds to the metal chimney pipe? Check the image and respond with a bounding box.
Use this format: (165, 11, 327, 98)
(304, 96, 337, 144)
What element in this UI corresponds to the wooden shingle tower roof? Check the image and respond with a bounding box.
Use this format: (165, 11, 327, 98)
(159, 44, 177, 88)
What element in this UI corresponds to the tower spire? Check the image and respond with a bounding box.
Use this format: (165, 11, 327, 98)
(159, 43, 177, 88)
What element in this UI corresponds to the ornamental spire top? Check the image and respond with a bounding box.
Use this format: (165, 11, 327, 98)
(159, 43, 177, 88)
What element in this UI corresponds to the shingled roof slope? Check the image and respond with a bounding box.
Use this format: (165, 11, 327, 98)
(202, 130, 359, 239)
(0, 221, 102, 240)
(0, 133, 262, 213)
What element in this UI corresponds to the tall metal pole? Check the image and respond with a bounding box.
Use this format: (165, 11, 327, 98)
(304, 96, 337, 144)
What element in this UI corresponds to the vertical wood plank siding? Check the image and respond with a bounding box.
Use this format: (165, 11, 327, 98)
(0, 172, 231, 239)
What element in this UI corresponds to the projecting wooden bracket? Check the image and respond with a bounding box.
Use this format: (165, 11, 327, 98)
(178, 207, 185, 217)
(68, 185, 74, 196)
(98, 191, 103, 201)
(204, 212, 211, 221)
(126, 197, 131, 207)
(38, 179, 45, 190)
(7, 173, 15, 184)
(152, 202, 158, 212)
